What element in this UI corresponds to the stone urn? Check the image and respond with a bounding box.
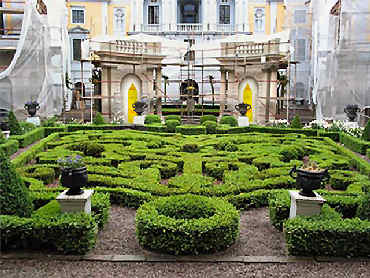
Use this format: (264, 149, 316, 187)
(289, 165, 329, 197)
(0, 108, 9, 131)
(60, 167, 88, 195)
(24, 101, 40, 117)
(235, 103, 252, 116)
(344, 104, 360, 122)
(132, 101, 148, 116)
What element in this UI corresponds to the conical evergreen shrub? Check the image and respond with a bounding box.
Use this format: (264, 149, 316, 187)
(362, 120, 370, 141)
(290, 115, 302, 129)
(93, 112, 105, 125)
(0, 149, 33, 217)
(8, 111, 22, 135)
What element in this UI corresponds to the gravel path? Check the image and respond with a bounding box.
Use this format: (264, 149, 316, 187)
(1, 260, 369, 278)
(90, 206, 286, 257)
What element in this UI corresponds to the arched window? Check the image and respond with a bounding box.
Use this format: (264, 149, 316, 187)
(178, 0, 201, 24)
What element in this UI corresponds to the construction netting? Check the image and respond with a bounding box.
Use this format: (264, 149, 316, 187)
(312, 0, 370, 122)
(0, 0, 69, 117)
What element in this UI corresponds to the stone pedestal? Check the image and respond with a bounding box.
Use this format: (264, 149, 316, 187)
(2, 130, 10, 139)
(238, 116, 250, 127)
(133, 115, 145, 125)
(56, 189, 93, 214)
(26, 116, 40, 126)
(289, 190, 326, 219)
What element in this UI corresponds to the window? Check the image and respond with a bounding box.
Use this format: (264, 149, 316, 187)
(148, 5, 159, 24)
(73, 39, 82, 61)
(71, 8, 85, 24)
(220, 5, 230, 24)
(296, 39, 306, 61)
(294, 10, 306, 24)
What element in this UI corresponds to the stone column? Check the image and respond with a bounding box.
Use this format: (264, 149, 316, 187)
(156, 67, 162, 116)
(263, 66, 272, 123)
(220, 69, 227, 116)
(228, 70, 238, 115)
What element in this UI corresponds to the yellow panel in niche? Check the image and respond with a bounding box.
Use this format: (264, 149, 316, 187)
(242, 83, 253, 122)
(128, 83, 138, 123)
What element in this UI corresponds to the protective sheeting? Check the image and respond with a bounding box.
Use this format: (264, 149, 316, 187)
(313, 0, 370, 121)
(0, 0, 69, 117)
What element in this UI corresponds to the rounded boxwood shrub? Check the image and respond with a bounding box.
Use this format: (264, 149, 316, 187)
(356, 194, 370, 221)
(329, 170, 356, 190)
(93, 112, 105, 125)
(136, 194, 240, 255)
(203, 120, 217, 134)
(200, 115, 217, 124)
(145, 115, 162, 125)
(0, 149, 33, 217)
(220, 116, 238, 127)
(182, 143, 199, 153)
(166, 119, 180, 133)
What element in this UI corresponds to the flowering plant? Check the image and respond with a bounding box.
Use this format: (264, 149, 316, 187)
(57, 155, 85, 169)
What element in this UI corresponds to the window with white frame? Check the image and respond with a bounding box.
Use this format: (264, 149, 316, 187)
(72, 39, 82, 61)
(148, 0, 160, 25)
(294, 10, 306, 24)
(71, 7, 85, 24)
(219, 4, 231, 24)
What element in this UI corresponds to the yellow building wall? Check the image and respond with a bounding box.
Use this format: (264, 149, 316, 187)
(67, 2, 103, 37)
(276, 3, 286, 33)
(248, 3, 271, 35)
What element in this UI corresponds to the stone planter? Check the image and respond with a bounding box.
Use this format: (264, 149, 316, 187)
(24, 103, 40, 117)
(344, 104, 360, 122)
(235, 103, 252, 116)
(132, 101, 148, 116)
(289, 165, 329, 197)
(60, 167, 88, 196)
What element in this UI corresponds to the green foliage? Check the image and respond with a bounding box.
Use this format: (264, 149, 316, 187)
(0, 132, 5, 144)
(175, 125, 206, 135)
(11, 127, 45, 148)
(165, 115, 181, 122)
(0, 139, 19, 156)
(329, 170, 357, 190)
(220, 116, 238, 127)
(19, 122, 36, 134)
(362, 120, 370, 141)
(200, 115, 217, 124)
(182, 143, 199, 153)
(290, 115, 302, 129)
(340, 132, 370, 155)
(136, 195, 240, 255)
(21, 165, 55, 185)
(145, 114, 162, 124)
(8, 111, 22, 135)
(0, 149, 33, 217)
(93, 112, 105, 125)
(41, 116, 59, 127)
(165, 119, 180, 133)
(203, 120, 217, 134)
(356, 194, 370, 221)
(284, 205, 370, 257)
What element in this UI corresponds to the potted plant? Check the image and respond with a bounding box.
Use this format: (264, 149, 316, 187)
(58, 155, 87, 195)
(235, 103, 252, 116)
(24, 100, 40, 117)
(132, 101, 148, 116)
(344, 104, 360, 122)
(289, 156, 329, 197)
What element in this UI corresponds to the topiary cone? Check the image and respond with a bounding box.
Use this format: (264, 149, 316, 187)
(0, 149, 33, 217)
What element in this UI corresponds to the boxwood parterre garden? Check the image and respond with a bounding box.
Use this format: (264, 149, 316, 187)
(2, 129, 370, 256)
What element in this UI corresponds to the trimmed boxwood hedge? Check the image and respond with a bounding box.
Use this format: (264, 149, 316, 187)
(11, 127, 45, 148)
(136, 194, 240, 255)
(0, 139, 19, 156)
(339, 133, 370, 155)
(175, 125, 206, 135)
(284, 205, 370, 257)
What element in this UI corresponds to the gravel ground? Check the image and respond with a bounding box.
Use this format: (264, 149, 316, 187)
(1, 260, 369, 278)
(90, 206, 286, 256)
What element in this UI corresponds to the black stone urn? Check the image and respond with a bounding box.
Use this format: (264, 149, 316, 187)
(132, 101, 148, 116)
(235, 103, 252, 116)
(289, 165, 329, 197)
(344, 104, 360, 122)
(24, 101, 40, 117)
(0, 108, 9, 131)
(60, 167, 88, 195)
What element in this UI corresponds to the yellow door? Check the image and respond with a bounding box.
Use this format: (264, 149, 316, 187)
(128, 83, 138, 123)
(242, 83, 253, 122)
